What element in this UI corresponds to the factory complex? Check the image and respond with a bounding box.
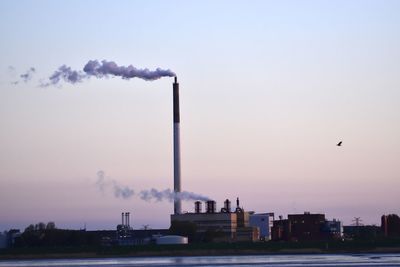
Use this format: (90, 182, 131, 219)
(2, 77, 399, 250)
(100, 196, 345, 245)
(161, 77, 343, 244)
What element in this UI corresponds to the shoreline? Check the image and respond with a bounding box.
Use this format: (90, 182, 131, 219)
(1, 247, 400, 260)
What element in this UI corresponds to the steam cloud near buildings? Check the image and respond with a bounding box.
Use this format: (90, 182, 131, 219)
(95, 170, 209, 202)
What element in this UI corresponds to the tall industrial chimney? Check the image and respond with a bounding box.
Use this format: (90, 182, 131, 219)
(173, 76, 182, 214)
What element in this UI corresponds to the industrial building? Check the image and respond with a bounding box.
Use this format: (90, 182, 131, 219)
(271, 212, 343, 241)
(249, 213, 274, 241)
(171, 198, 259, 242)
(323, 219, 343, 240)
(381, 214, 400, 237)
(343, 225, 381, 240)
(114, 212, 175, 245)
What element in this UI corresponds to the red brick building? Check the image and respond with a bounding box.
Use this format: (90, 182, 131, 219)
(272, 212, 341, 241)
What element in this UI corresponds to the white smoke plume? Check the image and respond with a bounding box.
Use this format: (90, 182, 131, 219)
(95, 171, 209, 202)
(112, 180, 135, 199)
(139, 188, 210, 202)
(96, 170, 107, 193)
(96, 170, 134, 199)
(42, 60, 175, 87)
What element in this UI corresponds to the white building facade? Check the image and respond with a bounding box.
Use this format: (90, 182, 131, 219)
(249, 213, 274, 241)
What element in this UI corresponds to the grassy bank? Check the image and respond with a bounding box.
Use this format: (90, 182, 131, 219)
(1, 239, 400, 260)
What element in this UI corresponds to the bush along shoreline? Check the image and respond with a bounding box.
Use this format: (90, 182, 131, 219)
(1, 238, 400, 259)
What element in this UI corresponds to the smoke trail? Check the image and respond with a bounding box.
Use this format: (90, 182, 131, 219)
(83, 60, 175, 81)
(7, 66, 15, 73)
(95, 170, 107, 193)
(95, 171, 209, 202)
(112, 181, 134, 199)
(42, 60, 175, 86)
(95, 170, 134, 199)
(20, 67, 36, 82)
(10, 67, 36, 85)
(139, 188, 210, 202)
(41, 65, 86, 87)
(176, 190, 210, 202)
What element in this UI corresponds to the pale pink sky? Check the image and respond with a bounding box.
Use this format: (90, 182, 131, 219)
(0, 1, 399, 231)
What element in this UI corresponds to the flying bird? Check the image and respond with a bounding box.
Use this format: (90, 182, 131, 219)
(337, 141, 342, 146)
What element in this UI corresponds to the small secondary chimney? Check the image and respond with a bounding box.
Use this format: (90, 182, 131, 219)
(224, 199, 231, 213)
(206, 200, 216, 213)
(195, 201, 202, 213)
(126, 212, 130, 227)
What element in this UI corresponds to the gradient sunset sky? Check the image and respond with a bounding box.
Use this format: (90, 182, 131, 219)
(0, 0, 399, 231)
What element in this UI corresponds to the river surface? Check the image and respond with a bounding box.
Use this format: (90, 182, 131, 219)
(1, 254, 400, 266)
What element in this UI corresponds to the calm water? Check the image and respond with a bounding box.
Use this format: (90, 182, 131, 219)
(1, 254, 400, 267)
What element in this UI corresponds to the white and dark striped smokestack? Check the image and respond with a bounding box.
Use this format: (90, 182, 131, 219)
(173, 76, 182, 214)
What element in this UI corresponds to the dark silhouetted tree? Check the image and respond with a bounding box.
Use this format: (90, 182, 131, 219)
(46, 222, 56, 230)
(25, 224, 35, 232)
